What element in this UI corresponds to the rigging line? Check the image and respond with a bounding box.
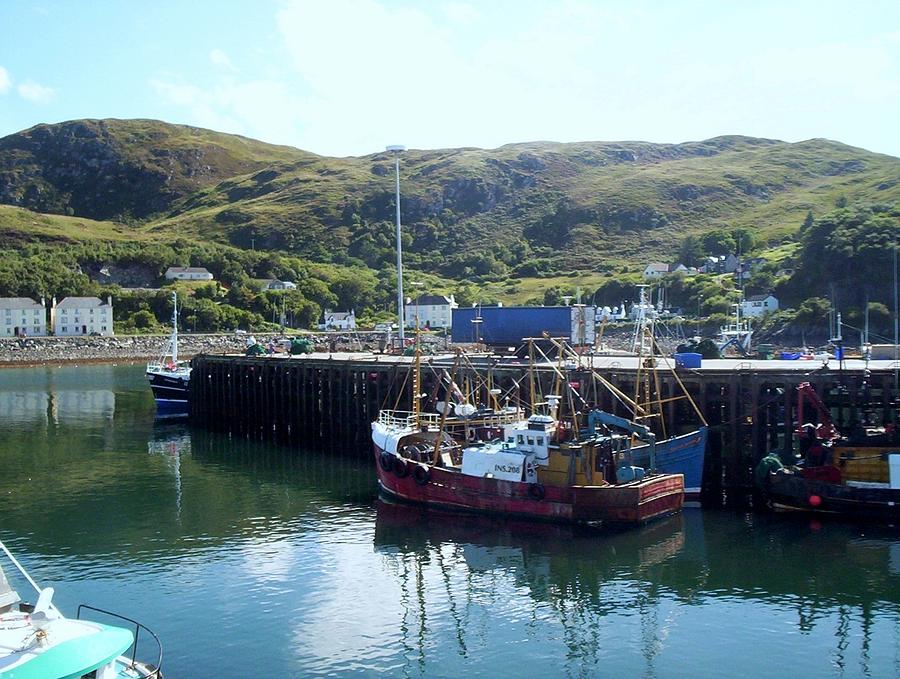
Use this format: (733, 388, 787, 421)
(545, 335, 643, 414)
(531, 340, 591, 410)
(390, 362, 412, 412)
(649, 332, 707, 426)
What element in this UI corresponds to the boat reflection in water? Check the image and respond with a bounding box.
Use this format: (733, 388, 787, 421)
(374, 500, 900, 677)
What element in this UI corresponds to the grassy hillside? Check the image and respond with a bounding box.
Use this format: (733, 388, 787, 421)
(0, 119, 308, 220)
(0, 204, 143, 244)
(136, 134, 900, 273)
(0, 119, 897, 310)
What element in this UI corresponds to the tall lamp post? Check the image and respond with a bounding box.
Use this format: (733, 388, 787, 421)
(387, 144, 406, 344)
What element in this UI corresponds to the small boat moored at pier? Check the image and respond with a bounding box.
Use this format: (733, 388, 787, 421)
(0, 539, 162, 678)
(147, 292, 190, 417)
(758, 381, 900, 521)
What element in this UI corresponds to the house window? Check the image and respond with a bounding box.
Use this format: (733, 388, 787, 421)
(62, 326, 67, 332)
(33, 326, 39, 333)
(5, 318, 9, 325)
(101, 326, 107, 331)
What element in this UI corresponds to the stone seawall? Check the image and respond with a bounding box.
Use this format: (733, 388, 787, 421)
(0, 334, 248, 365)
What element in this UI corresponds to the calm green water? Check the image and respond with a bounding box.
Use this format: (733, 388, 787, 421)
(0, 365, 898, 678)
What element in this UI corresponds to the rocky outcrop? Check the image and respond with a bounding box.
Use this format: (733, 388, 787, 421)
(0, 119, 298, 221)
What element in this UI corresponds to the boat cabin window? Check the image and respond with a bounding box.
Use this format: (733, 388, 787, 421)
(507, 436, 514, 443)
(537, 437, 544, 446)
(527, 437, 534, 445)
(517, 435, 524, 444)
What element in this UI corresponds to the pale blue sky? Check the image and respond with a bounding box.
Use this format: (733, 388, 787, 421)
(1, 0, 898, 157)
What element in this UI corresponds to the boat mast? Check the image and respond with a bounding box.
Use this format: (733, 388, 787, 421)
(171, 291, 178, 364)
(412, 325, 421, 424)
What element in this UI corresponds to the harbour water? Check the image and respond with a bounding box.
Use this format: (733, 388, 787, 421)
(0, 364, 898, 678)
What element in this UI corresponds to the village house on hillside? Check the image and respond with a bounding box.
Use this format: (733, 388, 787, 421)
(404, 294, 458, 329)
(0, 297, 47, 337)
(263, 279, 297, 291)
(740, 294, 779, 318)
(643, 263, 670, 279)
(320, 310, 356, 331)
(51, 296, 114, 336)
(165, 266, 214, 281)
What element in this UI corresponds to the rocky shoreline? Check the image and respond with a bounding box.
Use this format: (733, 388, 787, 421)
(0, 334, 249, 366)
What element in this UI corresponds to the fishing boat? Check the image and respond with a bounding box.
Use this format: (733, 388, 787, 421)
(757, 381, 900, 521)
(373, 402, 683, 525)
(0, 539, 162, 678)
(146, 292, 190, 417)
(572, 312, 710, 497)
(372, 345, 684, 525)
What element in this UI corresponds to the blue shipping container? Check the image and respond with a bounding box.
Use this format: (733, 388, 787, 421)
(673, 352, 702, 369)
(452, 306, 594, 346)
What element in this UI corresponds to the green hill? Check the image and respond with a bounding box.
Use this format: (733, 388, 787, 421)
(0, 119, 897, 332)
(2, 120, 897, 275)
(0, 119, 307, 221)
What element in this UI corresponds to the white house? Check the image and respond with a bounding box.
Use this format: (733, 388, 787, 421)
(643, 263, 670, 279)
(264, 279, 297, 291)
(165, 267, 214, 281)
(321, 310, 356, 331)
(404, 294, 458, 329)
(51, 296, 114, 336)
(740, 294, 779, 318)
(0, 298, 47, 337)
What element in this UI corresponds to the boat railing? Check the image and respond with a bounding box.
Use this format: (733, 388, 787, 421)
(377, 410, 443, 428)
(146, 359, 191, 373)
(77, 603, 163, 678)
(378, 408, 523, 429)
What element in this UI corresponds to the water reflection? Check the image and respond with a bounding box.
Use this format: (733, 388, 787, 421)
(1, 364, 899, 678)
(372, 501, 900, 677)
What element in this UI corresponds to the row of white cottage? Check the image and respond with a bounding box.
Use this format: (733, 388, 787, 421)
(0, 297, 114, 337)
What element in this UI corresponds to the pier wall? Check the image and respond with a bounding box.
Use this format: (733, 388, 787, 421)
(189, 353, 899, 499)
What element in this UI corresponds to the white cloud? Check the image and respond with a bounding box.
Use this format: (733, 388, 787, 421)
(0, 66, 10, 95)
(17, 79, 54, 103)
(271, 0, 630, 154)
(151, 76, 303, 146)
(442, 2, 479, 24)
(144, 1, 900, 157)
(210, 48, 237, 72)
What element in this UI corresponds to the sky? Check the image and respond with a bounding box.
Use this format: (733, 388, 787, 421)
(0, 0, 898, 158)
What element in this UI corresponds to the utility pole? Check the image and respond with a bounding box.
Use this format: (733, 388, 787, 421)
(387, 145, 406, 346)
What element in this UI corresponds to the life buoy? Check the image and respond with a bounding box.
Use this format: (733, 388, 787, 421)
(379, 451, 394, 472)
(393, 458, 410, 478)
(528, 483, 545, 501)
(413, 464, 430, 486)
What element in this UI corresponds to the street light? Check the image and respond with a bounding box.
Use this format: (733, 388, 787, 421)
(387, 144, 406, 344)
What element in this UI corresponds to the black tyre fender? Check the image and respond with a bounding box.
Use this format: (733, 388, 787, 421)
(528, 483, 546, 501)
(393, 457, 410, 478)
(379, 451, 394, 472)
(413, 464, 430, 486)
